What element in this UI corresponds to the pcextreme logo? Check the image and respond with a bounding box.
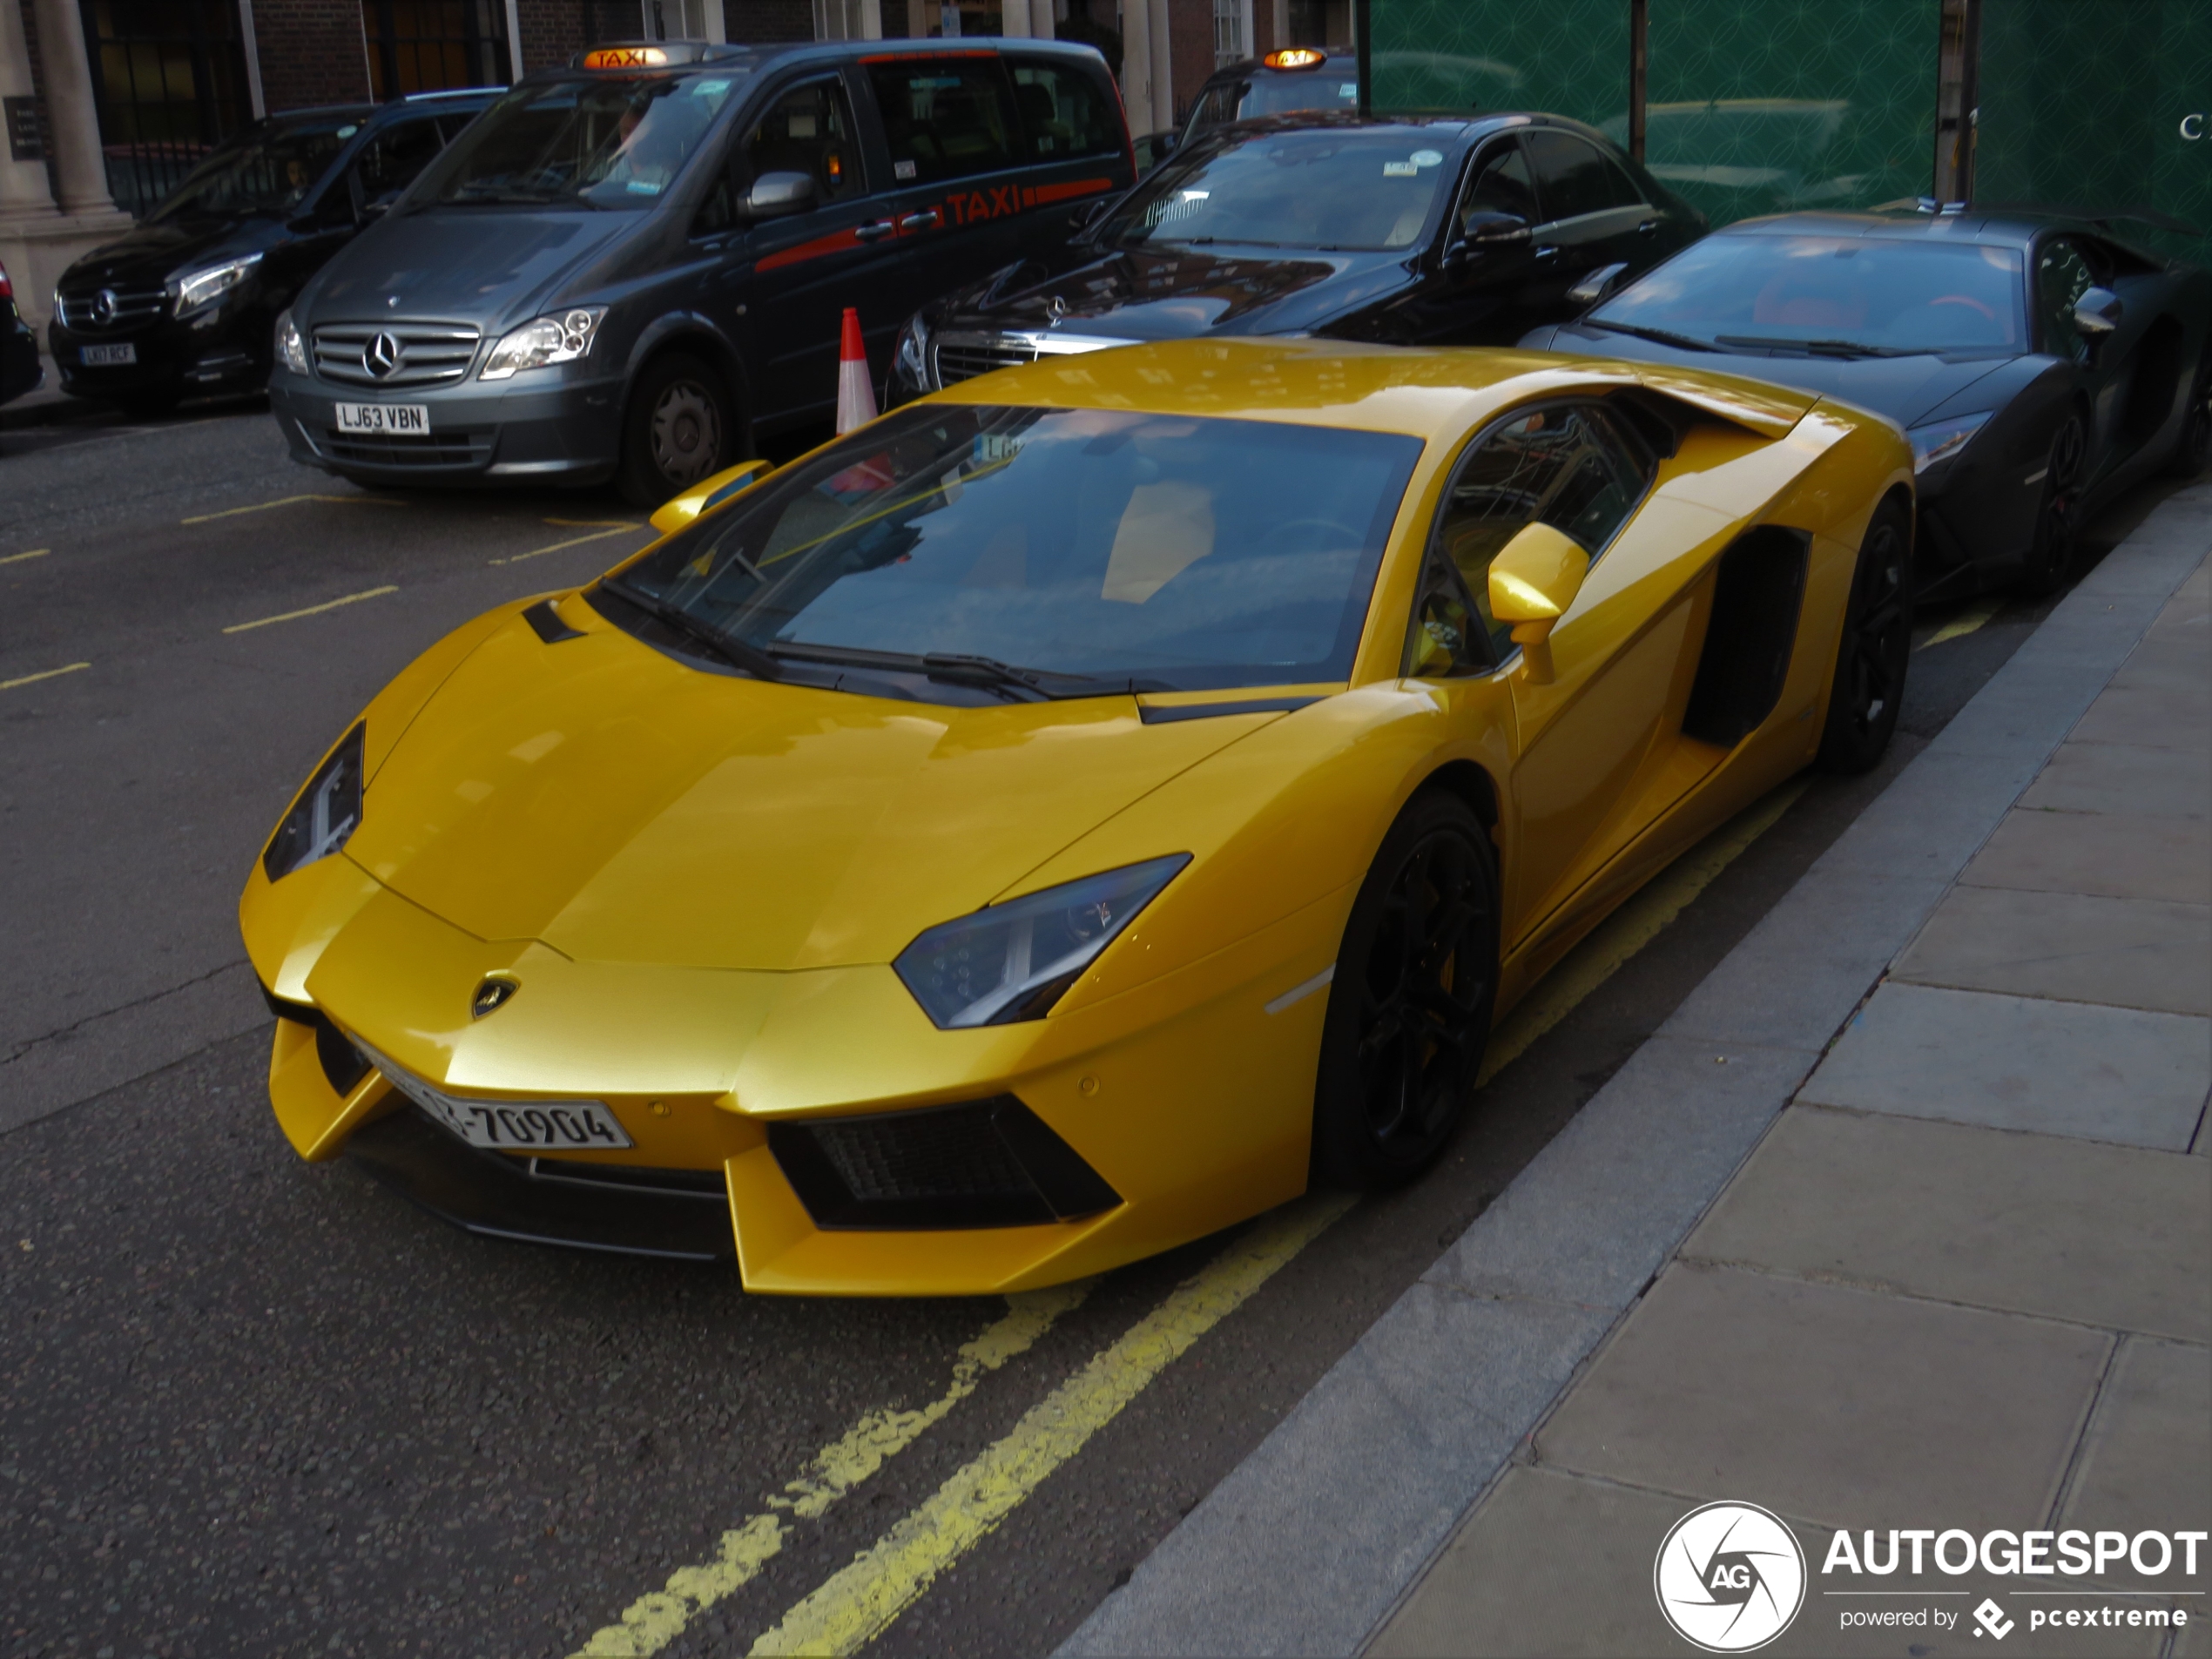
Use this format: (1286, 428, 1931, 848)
(1655, 1502, 1808, 1651)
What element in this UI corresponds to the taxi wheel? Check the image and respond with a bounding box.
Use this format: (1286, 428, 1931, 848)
(1815, 494, 1914, 775)
(1311, 790, 1499, 1190)
(618, 354, 732, 507)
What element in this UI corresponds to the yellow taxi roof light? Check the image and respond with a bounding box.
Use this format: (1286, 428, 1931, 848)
(1262, 47, 1327, 69)
(583, 45, 670, 68)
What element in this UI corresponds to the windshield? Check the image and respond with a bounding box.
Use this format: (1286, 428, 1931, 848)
(428, 72, 743, 208)
(1592, 233, 2028, 354)
(149, 118, 360, 221)
(1103, 127, 1452, 252)
(610, 404, 1421, 694)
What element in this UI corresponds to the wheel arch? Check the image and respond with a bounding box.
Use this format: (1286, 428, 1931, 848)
(621, 312, 752, 430)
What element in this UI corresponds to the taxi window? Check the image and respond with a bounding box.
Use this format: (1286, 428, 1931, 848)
(746, 78, 861, 200)
(867, 60, 1022, 185)
(1007, 59, 1120, 162)
(353, 118, 446, 209)
(1411, 404, 1652, 671)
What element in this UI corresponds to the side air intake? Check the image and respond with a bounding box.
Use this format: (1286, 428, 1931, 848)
(1683, 527, 1811, 747)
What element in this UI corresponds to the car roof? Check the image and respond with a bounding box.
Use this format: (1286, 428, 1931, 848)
(1180, 108, 1614, 146)
(1713, 205, 2117, 249)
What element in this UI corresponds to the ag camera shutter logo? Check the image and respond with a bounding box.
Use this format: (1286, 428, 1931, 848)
(1655, 1501, 1807, 1651)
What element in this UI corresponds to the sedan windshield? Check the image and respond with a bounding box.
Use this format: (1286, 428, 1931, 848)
(1591, 233, 2027, 354)
(149, 117, 360, 221)
(428, 72, 742, 208)
(610, 404, 1421, 694)
(1103, 127, 1453, 251)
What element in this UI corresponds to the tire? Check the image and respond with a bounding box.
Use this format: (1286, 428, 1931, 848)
(1815, 494, 1914, 776)
(617, 353, 733, 508)
(1311, 790, 1500, 1190)
(2168, 353, 2211, 479)
(2015, 414, 2086, 597)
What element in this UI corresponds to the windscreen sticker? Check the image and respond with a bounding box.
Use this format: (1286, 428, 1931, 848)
(1411, 148, 1443, 165)
(693, 78, 732, 96)
(1339, 81, 1357, 95)
(626, 179, 664, 194)
(1383, 160, 1418, 176)
(894, 158, 917, 179)
(336, 125, 358, 138)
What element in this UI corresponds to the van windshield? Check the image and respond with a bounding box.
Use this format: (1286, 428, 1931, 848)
(429, 72, 744, 208)
(149, 117, 361, 222)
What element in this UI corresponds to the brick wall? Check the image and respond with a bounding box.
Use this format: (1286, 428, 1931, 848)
(515, 0, 588, 70)
(722, 0, 817, 43)
(253, 0, 373, 111)
(1167, 0, 1211, 121)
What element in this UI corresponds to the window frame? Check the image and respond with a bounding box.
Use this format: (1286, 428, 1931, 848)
(1404, 395, 1659, 679)
(861, 55, 1028, 189)
(692, 71, 866, 240)
(1001, 54, 1124, 166)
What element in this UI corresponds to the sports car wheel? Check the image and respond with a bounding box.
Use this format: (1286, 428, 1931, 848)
(2168, 354, 2211, 479)
(618, 353, 734, 507)
(1312, 790, 1499, 1190)
(2017, 415, 2086, 596)
(1815, 495, 1914, 776)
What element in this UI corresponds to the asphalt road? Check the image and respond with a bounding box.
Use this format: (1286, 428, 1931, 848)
(0, 394, 2185, 1659)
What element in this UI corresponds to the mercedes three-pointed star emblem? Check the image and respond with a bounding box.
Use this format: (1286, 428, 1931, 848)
(363, 330, 405, 378)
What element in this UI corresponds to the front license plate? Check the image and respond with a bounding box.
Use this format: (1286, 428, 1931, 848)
(80, 342, 136, 366)
(334, 401, 429, 434)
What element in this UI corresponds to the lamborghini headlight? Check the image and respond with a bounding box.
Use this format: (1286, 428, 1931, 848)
(479, 307, 607, 381)
(894, 854, 1190, 1028)
(171, 253, 262, 317)
(274, 307, 309, 375)
(263, 723, 364, 883)
(1906, 409, 1991, 475)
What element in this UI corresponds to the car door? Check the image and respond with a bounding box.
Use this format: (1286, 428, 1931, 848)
(714, 71, 884, 426)
(2040, 232, 2189, 489)
(1395, 133, 1542, 344)
(1404, 400, 1681, 944)
(1522, 128, 1655, 324)
(1001, 54, 1134, 246)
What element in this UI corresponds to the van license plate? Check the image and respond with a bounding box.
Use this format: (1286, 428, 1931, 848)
(335, 402, 429, 434)
(80, 343, 135, 366)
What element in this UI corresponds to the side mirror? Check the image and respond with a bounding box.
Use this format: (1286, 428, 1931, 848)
(1069, 197, 1114, 233)
(2072, 285, 2122, 340)
(1466, 211, 1531, 246)
(649, 457, 775, 536)
(1487, 522, 1588, 684)
(742, 171, 817, 220)
(1568, 261, 1629, 306)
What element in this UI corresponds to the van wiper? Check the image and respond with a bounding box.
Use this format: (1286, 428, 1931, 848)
(1713, 334, 1916, 358)
(597, 577, 781, 680)
(1584, 320, 1718, 353)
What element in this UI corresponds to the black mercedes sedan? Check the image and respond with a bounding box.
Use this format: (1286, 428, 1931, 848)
(1521, 207, 2212, 597)
(49, 90, 493, 416)
(888, 111, 1703, 399)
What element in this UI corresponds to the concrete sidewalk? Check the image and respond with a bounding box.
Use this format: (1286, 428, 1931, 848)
(1066, 491, 2210, 1657)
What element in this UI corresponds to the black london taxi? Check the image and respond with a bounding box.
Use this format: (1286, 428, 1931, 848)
(48, 89, 496, 416)
(268, 37, 1134, 503)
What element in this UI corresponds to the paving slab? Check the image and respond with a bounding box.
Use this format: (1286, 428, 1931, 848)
(1061, 1284, 1615, 1657)
(1891, 886, 2212, 1016)
(1683, 1106, 2212, 1342)
(2019, 740, 2210, 819)
(1427, 1036, 1817, 1308)
(2057, 1336, 2212, 1539)
(1797, 982, 2212, 1151)
(1536, 1263, 2111, 1533)
(2108, 634, 2212, 698)
(1812, 750, 2048, 880)
(2071, 682, 2212, 752)
(1959, 808, 2212, 905)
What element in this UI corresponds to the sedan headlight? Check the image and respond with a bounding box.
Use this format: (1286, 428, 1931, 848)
(263, 724, 364, 883)
(894, 854, 1190, 1028)
(171, 253, 263, 317)
(274, 307, 309, 375)
(894, 313, 931, 388)
(479, 307, 607, 381)
(1906, 410, 1992, 475)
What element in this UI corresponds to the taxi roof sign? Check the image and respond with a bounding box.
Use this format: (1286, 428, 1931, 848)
(574, 42, 716, 69)
(1261, 47, 1327, 69)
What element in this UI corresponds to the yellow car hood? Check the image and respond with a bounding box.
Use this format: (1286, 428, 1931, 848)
(342, 604, 1260, 971)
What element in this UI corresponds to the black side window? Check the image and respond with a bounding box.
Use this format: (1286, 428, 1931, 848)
(2037, 237, 2099, 363)
(353, 118, 446, 209)
(1008, 60, 1120, 162)
(1525, 130, 1640, 223)
(695, 78, 861, 237)
(1409, 403, 1653, 671)
(866, 60, 1022, 185)
(1456, 137, 1536, 233)
(1190, 82, 1243, 132)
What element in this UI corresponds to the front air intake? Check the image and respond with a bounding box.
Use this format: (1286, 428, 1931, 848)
(769, 1096, 1122, 1230)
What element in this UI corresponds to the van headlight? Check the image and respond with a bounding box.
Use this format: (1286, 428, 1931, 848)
(263, 724, 365, 882)
(479, 307, 608, 380)
(894, 855, 1190, 1028)
(172, 253, 262, 317)
(274, 308, 309, 374)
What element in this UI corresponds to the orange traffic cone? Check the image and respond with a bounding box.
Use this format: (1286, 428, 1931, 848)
(836, 307, 877, 434)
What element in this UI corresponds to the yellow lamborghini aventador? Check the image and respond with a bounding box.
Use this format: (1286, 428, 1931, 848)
(239, 340, 1912, 1295)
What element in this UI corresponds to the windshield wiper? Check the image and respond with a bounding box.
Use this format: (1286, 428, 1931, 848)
(597, 577, 781, 680)
(1712, 334, 1917, 359)
(764, 643, 1156, 702)
(1584, 320, 1719, 353)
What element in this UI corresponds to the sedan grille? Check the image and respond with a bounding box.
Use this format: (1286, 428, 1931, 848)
(932, 334, 1040, 387)
(312, 320, 481, 388)
(54, 284, 166, 332)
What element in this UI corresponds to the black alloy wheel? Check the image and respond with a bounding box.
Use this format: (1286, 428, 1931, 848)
(2168, 353, 2212, 479)
(1815, 494, 1914, 775)
(2017, 414, 2087, 596)
(617, 352, 735, 507)
(1312, 790, 1500, 1190)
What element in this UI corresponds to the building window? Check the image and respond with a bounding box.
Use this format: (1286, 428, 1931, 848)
(78, 0, 253, 217)
(361, 0, 512, 99)
(643, 0, 714, 37)
(1212, 0, 1244, 66)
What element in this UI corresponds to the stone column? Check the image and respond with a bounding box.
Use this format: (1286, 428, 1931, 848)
(29, 0, 118, 215)
(0, 0, 58, 219)
(1121, 0, 1152, 132)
